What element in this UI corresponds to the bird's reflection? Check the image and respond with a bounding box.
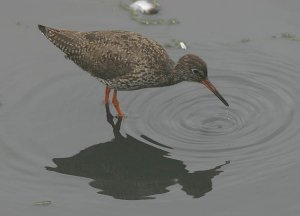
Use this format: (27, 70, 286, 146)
(46, 105, 229, 200)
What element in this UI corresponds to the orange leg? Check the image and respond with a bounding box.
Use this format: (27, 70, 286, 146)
(104, 86, 111, 104)
(112, 90, 124, 117)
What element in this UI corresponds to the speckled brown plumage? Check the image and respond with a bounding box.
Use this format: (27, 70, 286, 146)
(38, 24, 228, 116)
(38, 25, 175, 90)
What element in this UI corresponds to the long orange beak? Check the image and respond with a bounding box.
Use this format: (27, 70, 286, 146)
(201, 79, 229, 106)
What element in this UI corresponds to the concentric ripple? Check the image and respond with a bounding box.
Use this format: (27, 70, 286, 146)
(124, 45, 300, 182)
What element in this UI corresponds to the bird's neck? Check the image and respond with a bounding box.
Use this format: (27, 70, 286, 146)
(167, 64, 184, 86)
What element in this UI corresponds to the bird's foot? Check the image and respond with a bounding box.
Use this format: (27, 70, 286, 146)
(114, 113, 127, 119)
(102, 100, 111, 105)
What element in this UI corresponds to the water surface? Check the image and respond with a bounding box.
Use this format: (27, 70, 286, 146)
(1, 0, 300, 215)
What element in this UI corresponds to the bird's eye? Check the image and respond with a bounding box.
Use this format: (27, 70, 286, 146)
(191, 69, 200, 74)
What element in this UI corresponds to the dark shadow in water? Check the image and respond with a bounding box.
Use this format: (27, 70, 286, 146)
(46, 104, 229, 200)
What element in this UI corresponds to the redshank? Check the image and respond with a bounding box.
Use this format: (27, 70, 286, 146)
(38, 25, 229, 117)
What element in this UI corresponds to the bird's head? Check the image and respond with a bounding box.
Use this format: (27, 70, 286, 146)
(175, 54, 229, 106)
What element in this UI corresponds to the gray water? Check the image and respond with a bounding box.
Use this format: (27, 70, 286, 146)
(1, 0, 300, 215)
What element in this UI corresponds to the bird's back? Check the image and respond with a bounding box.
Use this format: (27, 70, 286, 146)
(38, 25, 174, 86)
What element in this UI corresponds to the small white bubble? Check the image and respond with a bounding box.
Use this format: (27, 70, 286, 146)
(179, 42, 187, 50)
(225, 106, 231, 120)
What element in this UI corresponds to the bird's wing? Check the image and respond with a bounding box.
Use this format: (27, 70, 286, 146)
(69, 30, 172, 80)
(38, 26, 172, 80)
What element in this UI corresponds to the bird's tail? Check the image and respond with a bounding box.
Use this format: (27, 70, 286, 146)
(38, 24, 84, 55)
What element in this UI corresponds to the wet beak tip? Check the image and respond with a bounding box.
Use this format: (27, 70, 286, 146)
(201, 79, 229, 107)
